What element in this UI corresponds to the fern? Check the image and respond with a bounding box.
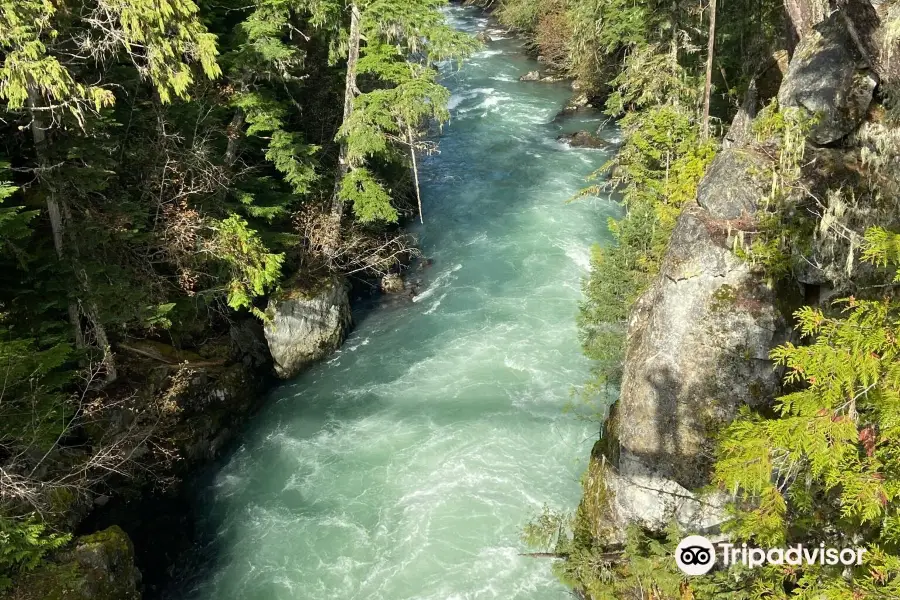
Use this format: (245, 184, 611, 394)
(0, 515, 71, 591)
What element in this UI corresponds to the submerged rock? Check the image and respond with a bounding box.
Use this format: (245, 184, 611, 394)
(520, 70, 567, 83)
(778, 12, 877, 145)
(7, 526, 140, 600)
(476, 31, 492, 43)
(557, 131, 610, 149)
(264, 275, 352, 379)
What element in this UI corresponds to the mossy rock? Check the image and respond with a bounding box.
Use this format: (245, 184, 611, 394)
(3, 526, 140, 600)
(271, 271, 340, 303)
(575, 452, 615, 545)
(709, 284, 738, 313)
(264, 275, 352, 379)
(594, 403, 620, 468)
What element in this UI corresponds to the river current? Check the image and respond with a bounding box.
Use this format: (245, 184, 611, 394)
(172, 7, 618, 600)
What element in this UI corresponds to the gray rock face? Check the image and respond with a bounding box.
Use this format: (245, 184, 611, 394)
(230, 317, 271, 369)
(264, 276, 352, 379)
(778, 12, 877, 145)
(601, 151, 788, 536)
(696, 149, 769, 219)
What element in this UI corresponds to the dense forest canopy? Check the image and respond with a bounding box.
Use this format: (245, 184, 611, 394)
(0, 0, 474, 590)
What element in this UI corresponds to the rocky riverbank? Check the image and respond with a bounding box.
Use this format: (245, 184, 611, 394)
(574, 0, 900, 584)
(1, 274, 355, 599)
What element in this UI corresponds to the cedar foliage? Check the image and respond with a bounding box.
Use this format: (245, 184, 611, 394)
(711, 229, 900, 598)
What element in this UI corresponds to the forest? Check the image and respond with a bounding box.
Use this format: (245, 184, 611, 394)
(3, 0, 900, 598)
(0, 0, 474, 594)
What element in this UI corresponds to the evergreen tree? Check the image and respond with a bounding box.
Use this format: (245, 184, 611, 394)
(327, 0, 476, 246)
(710, 227, 900, 598)
(0, 0, 473, 588)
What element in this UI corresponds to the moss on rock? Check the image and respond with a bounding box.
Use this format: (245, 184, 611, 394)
(3, 526, 139, 600)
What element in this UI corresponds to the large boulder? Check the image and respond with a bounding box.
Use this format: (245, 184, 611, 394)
(6, 526, 140, 600)
(599, 149, 789, 536)
(263, 275, 352, 379)
(778, 11, 877, 145)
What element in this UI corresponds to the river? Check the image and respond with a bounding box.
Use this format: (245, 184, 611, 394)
(170, 6, 618, 600)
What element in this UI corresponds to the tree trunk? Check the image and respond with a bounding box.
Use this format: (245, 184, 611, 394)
(224, 108, 245, 167)
(407, 125, 423, 224)
(27, 87, 116, 383)
(782, 0, 828, 45)
(61, 202, 117, 384)
(27, 88, 84, 350)
(701, 0, 717, 140)
(325, 3, 362, 255)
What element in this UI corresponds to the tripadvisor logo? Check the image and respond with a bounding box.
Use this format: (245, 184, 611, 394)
(675, 535, 867, 576)
(675, 536, 716, 575)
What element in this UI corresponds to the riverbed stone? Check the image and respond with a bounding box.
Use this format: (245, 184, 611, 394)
(264, 275, 352, 379)
(557, 131, 610, 149)
(381, 273, 405, 294)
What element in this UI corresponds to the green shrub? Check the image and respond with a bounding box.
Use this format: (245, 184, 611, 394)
(0, 515, 71, 591)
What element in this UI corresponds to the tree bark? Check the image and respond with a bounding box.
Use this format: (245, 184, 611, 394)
(27, 87, 116, 383)
(325, 2, 362, 255)
(224, 108, 245, 167)
(61, 201, 117, 384)
(27, 88, 84, 350)
(407, 125, 423, 224)
(701, 0, 717, 140)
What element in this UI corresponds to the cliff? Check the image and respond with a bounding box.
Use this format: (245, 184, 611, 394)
(585, 0, 899, 547)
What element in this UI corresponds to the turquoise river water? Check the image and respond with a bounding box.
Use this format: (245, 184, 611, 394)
(172, 6, 618, 600)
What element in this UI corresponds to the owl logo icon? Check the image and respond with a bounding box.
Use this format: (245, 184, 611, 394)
(675, 535, 716, 575)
